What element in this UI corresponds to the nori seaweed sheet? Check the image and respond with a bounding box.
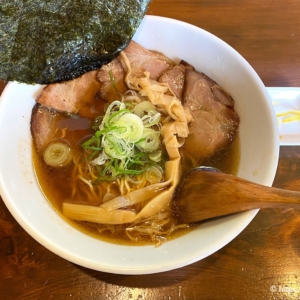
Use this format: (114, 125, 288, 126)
(0, 0, 151, 84)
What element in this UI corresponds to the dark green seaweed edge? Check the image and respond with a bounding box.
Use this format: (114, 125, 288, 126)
(0, 0, 151, 84)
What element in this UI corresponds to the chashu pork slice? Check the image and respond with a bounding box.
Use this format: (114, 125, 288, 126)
(158, 60, 194, 101)
(97, 58, 127, 103)
(36, 70, 102, 116)
(31, 104, 58, 153)
(97, 41, 175, 102)
(118, 40, 173, 80)
(181, 69, 240, 164)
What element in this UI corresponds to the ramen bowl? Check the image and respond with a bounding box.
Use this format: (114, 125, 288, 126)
(0, 16, 279, 274)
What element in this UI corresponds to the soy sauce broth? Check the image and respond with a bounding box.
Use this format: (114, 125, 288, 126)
(33, 111, 240, 246)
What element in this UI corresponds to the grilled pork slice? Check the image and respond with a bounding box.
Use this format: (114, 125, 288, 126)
(97, 58, 127, 103)
(36, 70, 101, 116)
(119, 40, 173, 80)
(181, 69, 240, 164)
(30, 104, 58, 152)
(158, 60, 194, 101)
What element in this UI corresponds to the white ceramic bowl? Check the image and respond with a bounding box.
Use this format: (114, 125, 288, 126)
(0, 16, 279, 274)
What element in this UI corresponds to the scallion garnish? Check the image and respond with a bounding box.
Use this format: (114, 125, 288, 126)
(82, 100, 163, 182)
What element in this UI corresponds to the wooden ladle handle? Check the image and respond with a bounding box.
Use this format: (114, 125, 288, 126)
(173, 168, 300, 224)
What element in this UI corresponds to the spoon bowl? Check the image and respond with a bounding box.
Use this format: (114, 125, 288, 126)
(174, 167, 300, 224)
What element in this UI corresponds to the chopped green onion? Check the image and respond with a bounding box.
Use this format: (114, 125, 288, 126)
(149, 150, 162, 162)
(43, 142, 72, 167)
(103, 133, 133, 160)
(133, 101, 156, 117)
(146, 166, 163, 183)
(82, 100, 164, 181)
(117, 113, 144, 142)
(141, 110, 161, 127)
(136, 128, 160, 152)
(108, 70, 119, 92)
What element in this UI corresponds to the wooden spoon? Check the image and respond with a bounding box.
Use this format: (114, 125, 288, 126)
(173, 166, 300, 224)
